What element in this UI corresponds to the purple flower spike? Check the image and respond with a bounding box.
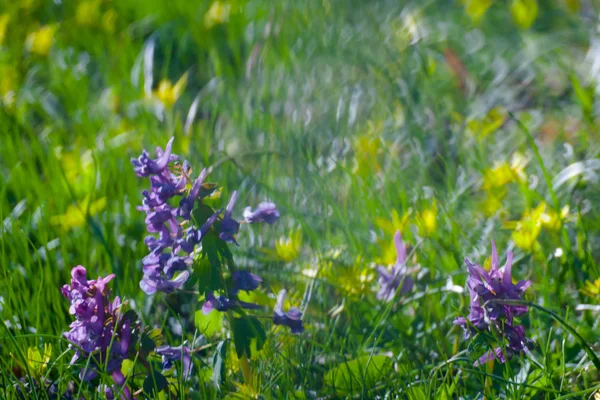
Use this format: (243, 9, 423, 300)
(62, 266, 133, 388)
(156, 345, 192, 380)
(219, 191, 240, 243)
(243, 202, 280, 224)
(131, 137, 177, 177)
(231, 271, 262, 295)
(179, 168, 208, 220)
(375, 231, 414, 302)
(273, 289, 304, 334)
(454, 241, 532, 365)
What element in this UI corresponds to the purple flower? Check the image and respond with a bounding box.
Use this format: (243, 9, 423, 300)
(62, 266, 133, 390)
(155, 345, 192, 380)
(219, 191, 240, 244)
(178, 168, 208, 220)
(201, 292, 260, 314)
(231, 271, 262, 295)
(243, 202, 280, 224)
(131, 137, 177, 177)
(273, 289, 304, 334)
(140, 271, 190, 295)
(376, 231, 414, 301)
(454, 241, 532, 365)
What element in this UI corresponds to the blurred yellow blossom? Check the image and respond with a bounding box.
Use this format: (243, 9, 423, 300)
(540, 204, 569, 231)
(154, 72, 188, 107)
(51, 196, 107, 230)
(463, 0, 493, 22)
(27, 25, 57, 56)
(376, 209, 410, 237)
(482, 153, 527, 190)
(511, 0, 538, 29)
(353, 134, 383, 177)
(0, 13, 9, 44)
(76, 0, 101, 27)
(417, 202, 437, 236)
(205, 1, 230, 29)
(102, 9, 118, 33)
(581, 278, 600, 299)
(506, 202, 568, 251)
(467, 107, 506, 140)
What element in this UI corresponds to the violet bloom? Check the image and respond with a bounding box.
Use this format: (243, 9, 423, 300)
(231, 271, 262, 295)
(179, 168, 208, 220)
(132, 138, 220, 295)
(454, 241, 532, 365)
(155, 345, 192, 380)
(273, 289, 304, 334)
(140, 270, 190, 295)
(219, 191, 240, 244)
(201, 292, 260, 314)
(131, 137, 177, 177)
(376, 231, 414, 301)
(61, 266, 132, 399)
(243, 202, 280, 224)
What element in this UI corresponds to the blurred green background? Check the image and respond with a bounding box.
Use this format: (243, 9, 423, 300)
(2, 0, 600, 397)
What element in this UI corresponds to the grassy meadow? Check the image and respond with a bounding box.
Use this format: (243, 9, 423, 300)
(1, 0, 600, 398)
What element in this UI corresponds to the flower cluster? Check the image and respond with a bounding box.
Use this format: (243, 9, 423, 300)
(131, 137, 281, 295)
(375, 231, 414, 301)
(454, 241, 532, 366)
(61, 266, 133, 398)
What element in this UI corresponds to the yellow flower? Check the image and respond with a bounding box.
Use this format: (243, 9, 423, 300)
(511, 0, 538, 29)
(50, 197, 107, 230)
(481, 190, 505, 217)
(482, 154, 527, 190)
(581, 279, 600, 299)
(75, 0, 101, 27)
(416, 202, 437, 236)
(204, 1, 230, 29)
(463, 0, 493, 22)
(154, 72, 188, 107)
(27, 25, 57, 56)
(540, 204, 569, 231)
(102, 9, 118, 33)
(467, 107, 506, 140)
(376, 209, 410, 237)
(0, 13, 10, 45)
(507, 203, 545, 250)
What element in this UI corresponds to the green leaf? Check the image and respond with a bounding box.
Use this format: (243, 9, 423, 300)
(140, 328, 163, 357)
(195, 308, 224, 337)
(143, 369, 168, 395)
(231, 316, 266, 359)
(324, 355, 394, 395)
(192, 253, 222, 294)
(211, 340, 228, 390)
(191, 203, 218, 227)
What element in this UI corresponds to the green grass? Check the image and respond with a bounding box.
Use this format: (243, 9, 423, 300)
(1, 0, 600, 398)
